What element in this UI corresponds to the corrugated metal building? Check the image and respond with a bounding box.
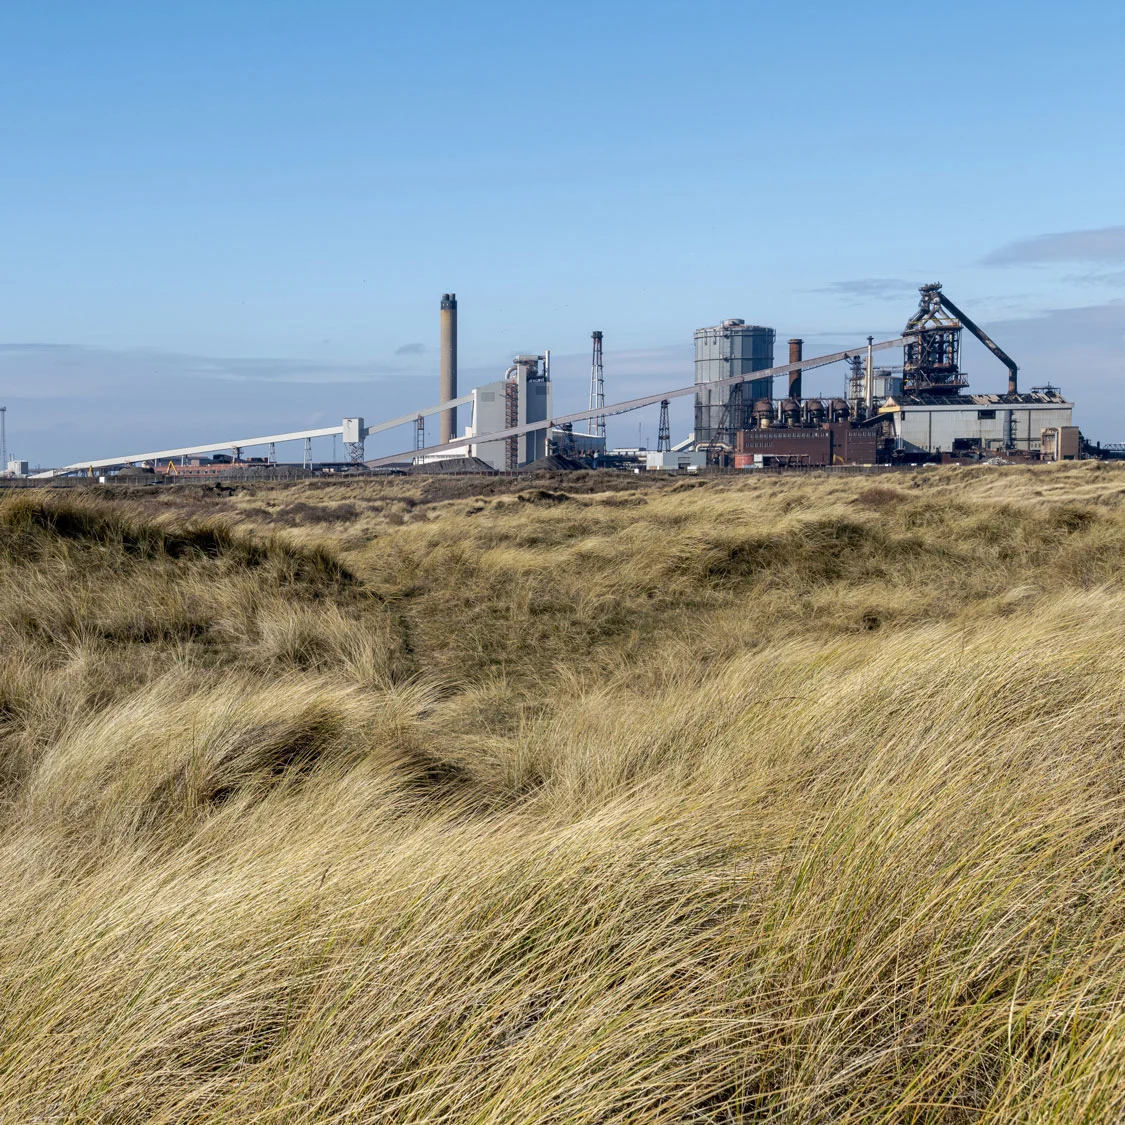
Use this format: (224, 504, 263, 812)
(465, 380, 510, 470)
(879, 391, 1073, 455)
(463, 355, 554, 471)
(694, 320, 775, 446)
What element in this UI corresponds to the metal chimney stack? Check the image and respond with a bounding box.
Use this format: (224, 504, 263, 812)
(439, 293, 458, 443)
(788, 339, 803, 400)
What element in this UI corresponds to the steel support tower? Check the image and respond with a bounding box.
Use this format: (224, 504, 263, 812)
(657, 400, 671, 451)
(587, 331, 606, 440)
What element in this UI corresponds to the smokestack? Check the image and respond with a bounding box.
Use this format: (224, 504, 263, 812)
(865, 336, 875, 415)
(788, 338, 803, 400)
(440, 293, 458, 443)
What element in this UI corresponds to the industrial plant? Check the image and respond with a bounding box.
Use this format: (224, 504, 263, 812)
(4, 281, 1094, 481)
(389, 281, 1080, 472)
(687, 284, 1077, 469)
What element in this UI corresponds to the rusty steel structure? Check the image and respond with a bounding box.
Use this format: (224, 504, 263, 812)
(703, 381, 746, 458)
(846, 355, 865, 412)
(937, 289, 1019, 395)
(903, 282, 1019, 397)
(503, 379, 519, 472)
(903, 284, 965, 395)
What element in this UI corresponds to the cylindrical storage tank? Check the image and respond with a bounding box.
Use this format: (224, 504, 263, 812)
(805, 398, 826, 424)
(693, 322, 776, 446)
(440, 293, 458, 443)
(752, 398, 776, 428)
(829, 397, 851, 423)
(780, 397, 801, 426)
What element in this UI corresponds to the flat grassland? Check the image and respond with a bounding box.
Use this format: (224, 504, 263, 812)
(3, 464, 1125, 1122)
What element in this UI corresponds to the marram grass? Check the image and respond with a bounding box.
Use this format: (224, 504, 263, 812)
(1, 464, 1125, 1121)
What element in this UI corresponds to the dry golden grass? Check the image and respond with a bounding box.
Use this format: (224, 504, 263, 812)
(3, 463, 1125, 1122)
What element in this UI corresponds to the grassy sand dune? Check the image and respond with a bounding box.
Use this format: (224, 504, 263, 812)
(2, 464, 1125, 1121)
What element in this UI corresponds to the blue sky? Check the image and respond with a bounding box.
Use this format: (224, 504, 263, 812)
(2, 0, 1123, 465)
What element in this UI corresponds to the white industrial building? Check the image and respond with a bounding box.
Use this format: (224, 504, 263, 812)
(460, 353, 554, 471)
(645, 450, 707, 472)
(879, 390, 1073, 456)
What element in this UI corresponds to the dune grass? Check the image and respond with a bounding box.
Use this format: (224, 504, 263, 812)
(2, 463, 1125, 1121)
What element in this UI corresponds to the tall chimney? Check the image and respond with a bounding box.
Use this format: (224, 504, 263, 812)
(440, 293, 458, 443)
(788, 338, 803, 400)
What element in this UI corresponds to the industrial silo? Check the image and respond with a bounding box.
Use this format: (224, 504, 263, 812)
(693, 320, 775, 446)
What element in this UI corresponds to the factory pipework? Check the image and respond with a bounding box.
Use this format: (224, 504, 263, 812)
(440, 293, 458, 443)
(788, 339, 803, 400)
(935, 290, 1019, 395)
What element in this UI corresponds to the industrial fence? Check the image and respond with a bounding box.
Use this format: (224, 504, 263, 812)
(0, 477, 91, 489)
(0, 461, 959, 490)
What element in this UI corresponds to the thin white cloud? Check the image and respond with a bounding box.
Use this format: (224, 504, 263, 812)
(983, 226, 1125, 266)
(815, 279, 920, 303)
(0, 344, 421, 394)
(1062, 269, 1125, 289)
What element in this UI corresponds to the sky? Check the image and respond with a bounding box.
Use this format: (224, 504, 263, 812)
(1, 0, 1123, 466)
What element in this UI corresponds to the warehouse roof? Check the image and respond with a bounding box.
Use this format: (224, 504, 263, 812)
(882, 391, 1070, 409)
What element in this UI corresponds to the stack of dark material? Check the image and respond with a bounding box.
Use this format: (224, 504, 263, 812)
(520, 454, 586, 472)
(115, 466, 157, 482)
(409, 456, 497, 475)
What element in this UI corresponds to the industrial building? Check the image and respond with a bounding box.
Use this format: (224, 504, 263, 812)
(734, 417, 877, 468)
(871, 283, 1074, 457)
(687, 322, 877, 467)
(28, 279, 1093, 480)
(645, 450, 707, 471)
(440, 352, 554, 472)
(880, 390, 1073, 457)
(686, 282, 1078, 469)
(1041, 426, 1082, 462)
(551, 426, 606, 459)
(693, 321, 775, 447)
